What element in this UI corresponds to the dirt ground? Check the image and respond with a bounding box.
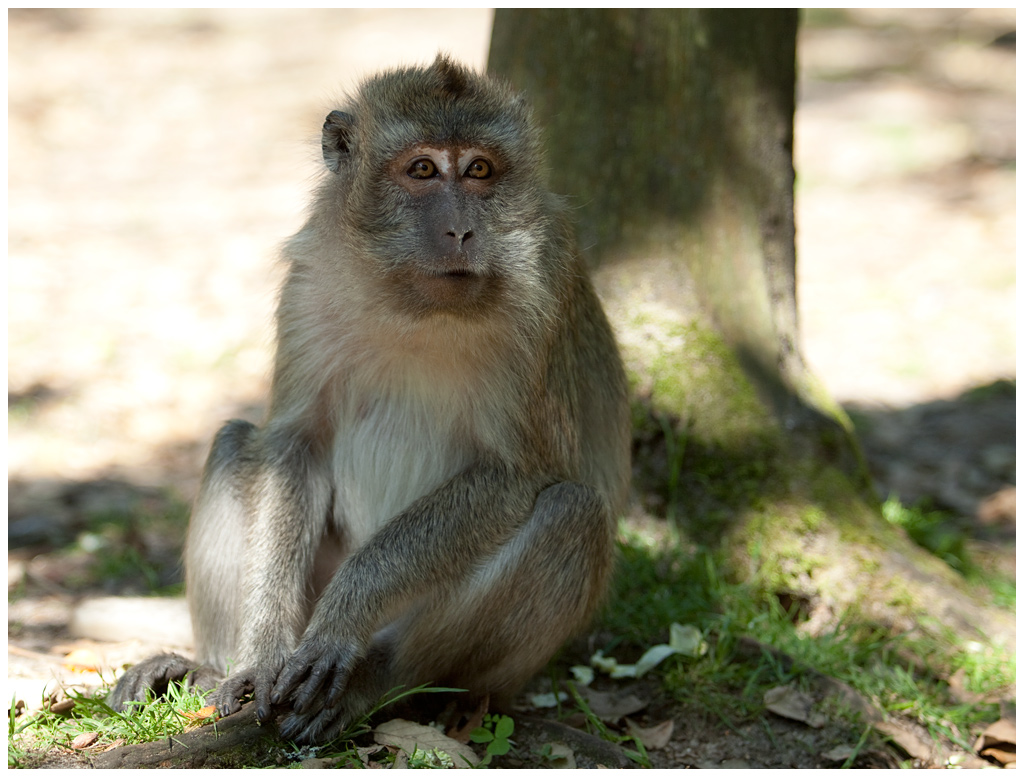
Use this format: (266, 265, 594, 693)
(8, 8, 1016, 769)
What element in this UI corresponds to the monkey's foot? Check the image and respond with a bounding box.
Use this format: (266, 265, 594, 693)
(107, 653, 195, 713)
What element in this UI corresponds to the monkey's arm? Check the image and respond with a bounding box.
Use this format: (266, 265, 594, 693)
(270, 461, 536, 713)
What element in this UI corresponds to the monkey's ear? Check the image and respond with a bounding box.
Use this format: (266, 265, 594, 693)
(322, 111, 356, 173)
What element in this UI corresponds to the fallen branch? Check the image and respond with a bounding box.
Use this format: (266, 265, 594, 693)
(88, 702, 279, 769)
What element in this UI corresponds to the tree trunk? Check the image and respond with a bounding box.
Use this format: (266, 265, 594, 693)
(488, 9, 1010, 644)
(490, 10, 849, 459)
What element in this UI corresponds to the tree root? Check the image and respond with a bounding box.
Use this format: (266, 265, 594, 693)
(88, 702, 279, 769)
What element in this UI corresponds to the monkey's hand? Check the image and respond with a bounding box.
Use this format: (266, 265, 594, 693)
(271, 636, 362, 712)
(210, 662, 283, 723)
(268, 634, 363, 742)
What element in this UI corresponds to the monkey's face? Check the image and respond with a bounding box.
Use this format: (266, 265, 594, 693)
(334, 132, 552, 323)
(320, 58, 559, 324)
(368, 143, 505, 316)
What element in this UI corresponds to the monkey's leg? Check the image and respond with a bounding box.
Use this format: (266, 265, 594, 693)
(278, 481, 614, 743)
(422, 481, 614, 696)
(185, 419, 257, 673)
(204, 422, 333, 722)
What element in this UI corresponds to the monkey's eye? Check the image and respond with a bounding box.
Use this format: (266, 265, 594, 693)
(465, 159, 492, 179)
(407, 159, 437, 179)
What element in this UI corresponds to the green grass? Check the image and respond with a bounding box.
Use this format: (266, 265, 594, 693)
(882, 496, 970, 573)
(882, 495, 1015, 609)
(8, 679, 465, 769)
(597, 524, 1014, 757)
(563, 682, 651, 767)
(9, 680, 214, 767)
(11, 504, 1012, 767)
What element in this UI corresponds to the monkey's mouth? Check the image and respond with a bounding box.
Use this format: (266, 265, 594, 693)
(426, 266, 482, 288)
(412, 265, 491, 313)
(428, 257, 483, 283)
(431, 254, 478, 277)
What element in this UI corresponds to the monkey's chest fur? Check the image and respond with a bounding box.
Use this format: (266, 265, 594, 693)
(286, 265, 525, 555)
(330, 389, 475, 549)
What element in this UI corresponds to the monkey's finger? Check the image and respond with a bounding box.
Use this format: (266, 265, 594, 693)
(254, 678, 275, 723)
(316, 709, 351, 744)
(290, 659, 335, 713)
(213, 676, 252, 718)
(215, 693, 241, 718)
(277, 711, 303, 743)
(271, 655, 320, 708)
(323, 669, 349, 708)
(279, 702, 342, 745)
(107, 653, 194, 712)
(269, 664, 305, 705)
(278, 709, 318, 743)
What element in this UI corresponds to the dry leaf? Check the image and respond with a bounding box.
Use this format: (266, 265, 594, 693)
(764, 685, 825, 728)
(668, 623, 707, 657)
(977, 718, 1017, 747)
(625, 717, 674, 749)
(63, 648, 102, 672)
(299, 756, 348, 768)
(876, 720, 932, 761)
(447, 695, 489, 743)
(948, 668, 985, 704)
(71, 731, 99, 749)
(531, 691, 568, 708)
(181, 705, 217, 724)
(563, 712, 588, 729)
(590, 651, 619, 674)
(632, 645, 677, 677)
(390, 749, 408, 769)
(580, 687, 647, 723)
(979, 747, 1015, 766)
(571, 665, 595, 686)
(90, 738, 124, 755)
(356, 745, 385, 768)
(50, 698, 76, 714)
(975, 718, 1016, 765)
(822, 744, 856, 763)
(374, 718, 480, 768)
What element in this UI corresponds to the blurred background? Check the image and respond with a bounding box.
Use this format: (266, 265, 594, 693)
(7, 5, 1015, 681)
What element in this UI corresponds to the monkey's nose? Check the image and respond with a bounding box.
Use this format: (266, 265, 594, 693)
(446, 228, 474, 246)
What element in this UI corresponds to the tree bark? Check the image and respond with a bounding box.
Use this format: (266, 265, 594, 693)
(490, 10, 852, 455)
(88, 703, 278, 769)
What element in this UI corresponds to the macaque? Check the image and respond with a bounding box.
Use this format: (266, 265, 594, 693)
(109, 55, 630, 744)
